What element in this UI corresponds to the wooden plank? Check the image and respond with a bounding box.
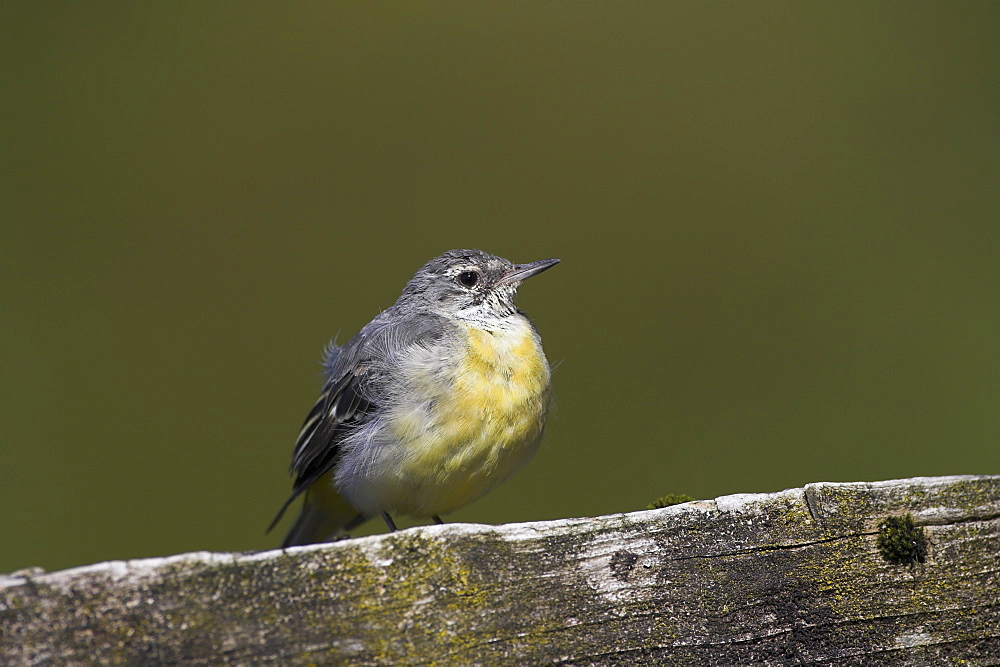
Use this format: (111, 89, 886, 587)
(2, 475, 998, 665)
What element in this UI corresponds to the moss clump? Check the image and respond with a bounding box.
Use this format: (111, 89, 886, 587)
(877, 514, 927, 565)
(647, 493, 695, 510)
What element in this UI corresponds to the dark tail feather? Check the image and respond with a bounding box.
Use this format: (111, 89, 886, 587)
(266, 493, 299, 535)
(276, 484, 367, 548)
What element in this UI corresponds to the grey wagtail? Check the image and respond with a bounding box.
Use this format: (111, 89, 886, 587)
(269, 249, 559, 547)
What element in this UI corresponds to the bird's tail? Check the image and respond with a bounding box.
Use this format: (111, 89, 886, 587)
(275, 481, 367, 548)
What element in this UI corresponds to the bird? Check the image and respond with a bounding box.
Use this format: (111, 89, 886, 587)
(269, 249, 559, 547)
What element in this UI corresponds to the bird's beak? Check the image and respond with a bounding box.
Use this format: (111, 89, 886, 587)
(498, 258, 560, 285)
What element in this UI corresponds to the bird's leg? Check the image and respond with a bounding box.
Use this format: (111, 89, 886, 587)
(382, 512, 397, 532)
(432, 515, 444, 525)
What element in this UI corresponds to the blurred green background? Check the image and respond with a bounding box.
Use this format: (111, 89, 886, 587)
(4, 3, 999, 574)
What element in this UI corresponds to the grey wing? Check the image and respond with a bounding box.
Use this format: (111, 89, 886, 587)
(267, 310, 448, 532)
(266, 357, 370, 532)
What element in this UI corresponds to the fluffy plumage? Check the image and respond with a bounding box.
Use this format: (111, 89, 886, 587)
(269, 249, 558, 547)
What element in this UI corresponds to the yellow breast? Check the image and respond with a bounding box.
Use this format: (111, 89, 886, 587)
(384, 316, 551, 516)
(453, 323, 551, 431)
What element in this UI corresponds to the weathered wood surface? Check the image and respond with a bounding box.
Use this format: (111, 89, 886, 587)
(2, 475, 998, 665)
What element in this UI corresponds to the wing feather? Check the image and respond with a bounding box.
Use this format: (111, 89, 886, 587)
(267, 310, 448, 533)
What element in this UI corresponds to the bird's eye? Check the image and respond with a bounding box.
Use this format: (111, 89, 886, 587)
(456, 270, 480, 288)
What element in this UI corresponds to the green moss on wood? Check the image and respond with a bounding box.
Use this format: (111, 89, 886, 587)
(647, 494, 695, 510)
(877, 514, 927, 565)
